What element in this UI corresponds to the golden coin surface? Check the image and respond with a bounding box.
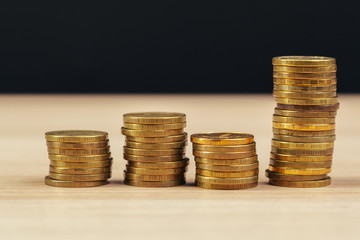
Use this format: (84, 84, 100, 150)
(46, 140, 109, 149)
(196, 169, 258, 178)
(45, 130, 108, 142)
(273, 84, 337, 92)
(191, 132, 254, 145)
(196, 175, 258, 184)
(50, 159, 112, 168)
(124, 153, 185, 162)
(127, 158, 189, 168)
(273, 128, 335, 137)
(271, 139, 334, 150)
(273, 115, 335, 124)
(274, 108, 337, 118)
(193, 150, 256, 159)
(272, 56, 336, 66)
(273, 90, 336, 99)
(268, 177, 331, 188)
(126, 166, 187, 175)
(124, 179, 185, 188)
(275, 97, 338, 106)
(49, 166, 111, 174)
(270, 153, 333, 162)
(125, 140, 187, 149)
(273, 122, 335, 131)
(124, 172, 185, 182)
(121, 127, 184, 137)
(47, 147, 110, 155)
(196, 162, 259, 172)
(268, 166, 331, 175)
(48, 172, 111, 181)
(277, 103, 340, 111)
(265, 170, 327, 181)
(273, 65, 336, 73)
(126, 133, 187, 143)
(196, 181, 258, 190)
(123, 147, 185, 156)
(123, 112, 186, 124)
(44, 176, 108, 188)
(48, 153, 111, 162)
(123, 122, 186, 130)
(273, 134, 336, 143)
(271, 146, 333, 156)
(274, 71, 336, 79)
(195, 155, 258, 165)
(274, 78, 337, 86)
(192, 142, 256, 152)
(269, 159, 332, 168)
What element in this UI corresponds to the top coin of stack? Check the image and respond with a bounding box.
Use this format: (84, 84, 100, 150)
(122, 112, 188, 187)
(45, 130, 112, 188)
(191, 132, 259, 190)
(267, 56, 338, 188)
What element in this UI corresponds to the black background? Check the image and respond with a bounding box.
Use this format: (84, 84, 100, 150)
(1, 1, 359, 93)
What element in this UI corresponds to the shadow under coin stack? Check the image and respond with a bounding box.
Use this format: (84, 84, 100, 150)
(266, 56, 338, 188)
(122, 112, 188, 187)
(191, 133, 259, 190)
(44, 130, 112, 187)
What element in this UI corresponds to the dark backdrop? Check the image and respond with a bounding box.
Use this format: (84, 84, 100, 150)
(1, 1, 359, 93)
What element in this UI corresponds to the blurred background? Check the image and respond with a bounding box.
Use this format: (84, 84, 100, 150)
(1, 1, 359, 93)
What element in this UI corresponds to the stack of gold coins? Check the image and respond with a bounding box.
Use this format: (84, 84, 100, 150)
(44, 130, 112, 187)
(122, 112, 188, 187)
(266, 56, 338, 188)
(191, 133, 259, 190)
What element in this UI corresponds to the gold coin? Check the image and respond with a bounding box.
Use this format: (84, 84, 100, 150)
(125, 140, 187, 149)
(274, 71, 336, 79)
(47, 147, 110, 155)
(124, 171, 185, 181)
(124, 179, 185, 188)
(193, 150, 256, 159)
(127, 158, 189, 168)
(273, 65, 336, 73)
(271, 146, 333, 156)
(196, 175, 258, 184)
(123, 112, 186, 124)
(277, 103, 340, 111)
(273, 128, 335, 136)
(272, 56, 336, 66)
(275, 97, 338, 106)
(45, 130, 108, 142)
(125, 133, 187, 143)
(269, 159, 332, 168)
(273, 115, 335, 124)
(273, 84, 337, 92)
(50, 159, 112, 168)
(196, 181, 258, 190)
(48, 153, 111, 162)
(273, 122, 335, 131)
(123, 147, 185, 156)
(191, 132, 254, 145)
(273, 90, 336, 99)
(265, 169, 328, 181)
(268, 166, 331, 175)
(123, 122, 186, 130)
(48, 172, 111, 181)
(126, 166, 187, 175)
(195, 155, 258, 165)
(273, 134, 336, 143)
(196, 169, 258, 178)
(274, 78, 337, 85)
(268, 177, 331, 188)
(274, 108, 337, 118)
(49, 166, 111, 174)
(196, 162, 258, 171)
(46, 140, 109, 149)
(271, 139, 334, 150)
(192, 142, 256, 152)
(121, 127, 184, 137)
(270, 153, 332, 162)
(123, 153, 185, 162)
(44, 176, 107, 188)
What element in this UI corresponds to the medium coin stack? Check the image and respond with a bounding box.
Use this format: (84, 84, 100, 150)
(122, 112, 188, 187)
(44, 130, 112, 187)
(191, 133, 259, 190)
(266, 56, 338, 188)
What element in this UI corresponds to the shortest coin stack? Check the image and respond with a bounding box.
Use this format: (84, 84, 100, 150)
(191, 133, 259, 190)
(45, 130, 112, 188)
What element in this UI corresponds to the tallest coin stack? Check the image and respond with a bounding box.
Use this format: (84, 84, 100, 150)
(266, 56, 339, 188)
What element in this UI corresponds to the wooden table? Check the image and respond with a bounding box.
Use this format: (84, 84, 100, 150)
(1, 94, 359, 240)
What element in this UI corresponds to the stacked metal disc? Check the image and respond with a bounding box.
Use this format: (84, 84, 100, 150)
(266, 56, 338, 188)
(44, 130, 112, 187)
(191, 133, 259, 190)
(122, 112, 188, 187)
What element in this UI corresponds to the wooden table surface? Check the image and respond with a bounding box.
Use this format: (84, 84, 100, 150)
(0, 94, 359, 240)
